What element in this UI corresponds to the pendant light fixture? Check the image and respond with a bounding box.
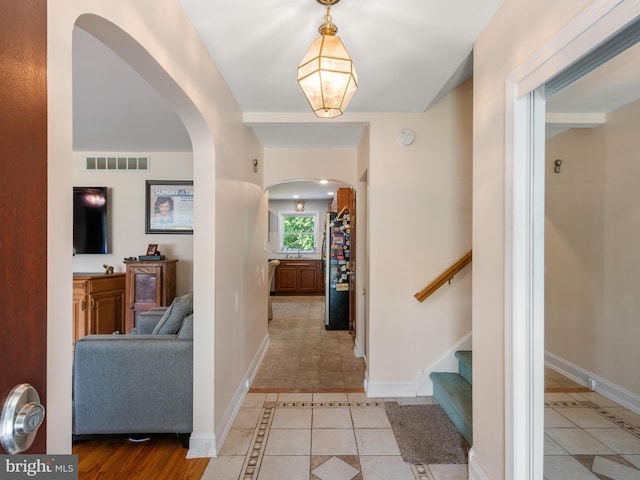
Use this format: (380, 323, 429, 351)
(297, 0, 358, 118)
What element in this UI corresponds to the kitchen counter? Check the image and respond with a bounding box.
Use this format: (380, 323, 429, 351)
(269, 254, 322, 261)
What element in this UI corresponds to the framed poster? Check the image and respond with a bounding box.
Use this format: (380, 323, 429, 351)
(145, 180, 194, 234)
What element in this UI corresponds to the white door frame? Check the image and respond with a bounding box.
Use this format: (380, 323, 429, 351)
(504, 1, 640, 479)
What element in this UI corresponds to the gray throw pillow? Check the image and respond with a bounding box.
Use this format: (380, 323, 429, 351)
(152, 292, 193, 334)
(178, 314, 193, 339)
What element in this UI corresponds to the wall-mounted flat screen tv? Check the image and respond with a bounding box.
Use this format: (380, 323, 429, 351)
(73, 187, 108, 254)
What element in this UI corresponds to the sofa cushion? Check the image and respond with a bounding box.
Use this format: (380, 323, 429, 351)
(152, 292, 193, 334)
(178, 314, 193, 339)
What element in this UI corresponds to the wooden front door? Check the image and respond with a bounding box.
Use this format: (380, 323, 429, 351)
(0, 0, 48, 453)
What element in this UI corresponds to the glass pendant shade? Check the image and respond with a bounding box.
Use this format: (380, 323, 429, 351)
(297, 32, 358, 118)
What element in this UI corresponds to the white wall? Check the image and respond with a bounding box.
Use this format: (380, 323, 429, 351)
(546, 99, 640, 397)
(264, 148, 358, 189)
(473, 0, 594, 477)
(72, 151, 194, 294)
(48, 0, 265, 456)
(366, 80, 473, 396)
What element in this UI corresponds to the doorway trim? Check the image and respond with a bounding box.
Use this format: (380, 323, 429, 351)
(503, 1, 640, 479)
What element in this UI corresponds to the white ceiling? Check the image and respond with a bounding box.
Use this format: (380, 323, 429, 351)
(545, 40, 640, 138)
(177, 0, 502, 115)
(267, 179, 349, 200)
(72, 0, 504, 151)
(71, 1, 640, 197)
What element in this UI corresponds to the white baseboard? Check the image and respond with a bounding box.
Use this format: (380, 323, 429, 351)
(417, 332, 472, 396)
(187, 434, 217, 458)
(248, 333, 271, 386)
(367, 333, 472, 398)
(468, 448, 490, 480)
(545, 351, 640, 414)
(366, 380, 417, 398)
(216, 333, 271, 450)
(354, 341, 364, 358)
(189, 333, 270, 458)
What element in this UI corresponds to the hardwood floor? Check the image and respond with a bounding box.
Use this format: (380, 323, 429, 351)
(544, 366, 591, 393)
(73, 436, 209, 480)
(74, 296, 362, 479)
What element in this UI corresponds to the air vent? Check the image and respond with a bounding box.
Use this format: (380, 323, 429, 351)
(85, 156, 149, 171)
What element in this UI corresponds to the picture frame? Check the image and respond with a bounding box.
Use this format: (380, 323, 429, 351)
(146, 244, 159, 255)
(145, 180, 194, 234)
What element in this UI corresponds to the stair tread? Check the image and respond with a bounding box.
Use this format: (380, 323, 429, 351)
(455, 350, 472, 369)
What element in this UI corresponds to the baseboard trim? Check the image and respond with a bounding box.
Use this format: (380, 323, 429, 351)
(366, 380, 417, 398)
(189, 333, 270, 458)
(248, 333, 271, 387)
(187, 434, 217, 458)
(468, 448, 490, 480)
(545, 351, 640, 414)
(216, 333, 271, 451)
(417, 332, 472, 396)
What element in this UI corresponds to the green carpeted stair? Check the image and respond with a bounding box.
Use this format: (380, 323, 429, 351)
(430, 350, 472, 444)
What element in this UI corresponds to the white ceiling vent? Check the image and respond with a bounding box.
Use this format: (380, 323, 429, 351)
(85, 156, 149, 171)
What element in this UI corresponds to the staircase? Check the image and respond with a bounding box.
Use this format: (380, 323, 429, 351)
(430, 350, 473, 444)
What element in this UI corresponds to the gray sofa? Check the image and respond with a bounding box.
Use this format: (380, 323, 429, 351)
(72, 292, 193, 447)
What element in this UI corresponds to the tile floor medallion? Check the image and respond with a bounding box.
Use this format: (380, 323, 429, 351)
(201, 297, 640, 480)
(544, 396, 640, 479)
(203, 392, 470, 480)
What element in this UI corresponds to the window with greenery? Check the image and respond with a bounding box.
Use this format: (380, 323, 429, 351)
(280, 212, 318, 252)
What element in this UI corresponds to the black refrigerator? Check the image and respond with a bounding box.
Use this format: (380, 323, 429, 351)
(324, 212, 350, 330)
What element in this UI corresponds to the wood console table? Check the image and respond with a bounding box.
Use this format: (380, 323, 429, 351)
(124, 259, 178, 333)
(73, 273, 126, 344)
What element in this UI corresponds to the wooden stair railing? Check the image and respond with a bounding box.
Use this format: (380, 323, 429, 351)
(414, 250, 472, 302)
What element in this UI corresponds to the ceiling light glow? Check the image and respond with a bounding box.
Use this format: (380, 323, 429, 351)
(297, 0, 358, 119)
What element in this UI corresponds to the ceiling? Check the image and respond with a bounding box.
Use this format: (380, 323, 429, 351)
(177, 0, 501, 116)
(267, 179, 349, 201)
(71, 1, 640, 198)
(73, 0, 504, 151)
(545, 40, 640, 138)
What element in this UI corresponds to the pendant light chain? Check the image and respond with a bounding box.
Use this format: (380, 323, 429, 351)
(324, 4, 332, 26)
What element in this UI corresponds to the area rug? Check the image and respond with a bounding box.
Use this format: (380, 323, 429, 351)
(384, 403, 470, 464)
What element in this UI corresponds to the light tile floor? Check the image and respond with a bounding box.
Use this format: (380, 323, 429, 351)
(202, 383, 640, 480)
(201, 392, 467, 480)
(543, 388, 640, 480)
(203, 296, 640, 479)
(251, 297, 366, 391)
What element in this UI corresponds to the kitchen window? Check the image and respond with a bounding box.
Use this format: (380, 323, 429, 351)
(279, 212, 318, 252)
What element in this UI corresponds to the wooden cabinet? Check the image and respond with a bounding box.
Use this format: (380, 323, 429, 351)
(73, 273, 126, 343)
(124, 259, 177, 333)
(332, 187, 353, 213)
(275, 259, 324, 295)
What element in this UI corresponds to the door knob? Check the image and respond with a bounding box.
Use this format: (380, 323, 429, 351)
(1, 384, 45, 454)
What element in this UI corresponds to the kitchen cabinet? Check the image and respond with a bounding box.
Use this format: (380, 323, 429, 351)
(274, 259, 324, 295)
(73, 273, 126, 343)
(332, 187, 353, 213)
(124, 259, 178, 333)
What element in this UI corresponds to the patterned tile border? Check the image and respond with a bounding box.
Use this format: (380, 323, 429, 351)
(236, 401, 386, 480)
(234, 399, 459, 480)
(276, 401, 385, 408)
(593, 406, 640, 439)
(545, 400, 640, 440)
(237, 406, 273, 480)
(411, 463, 434, 480)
